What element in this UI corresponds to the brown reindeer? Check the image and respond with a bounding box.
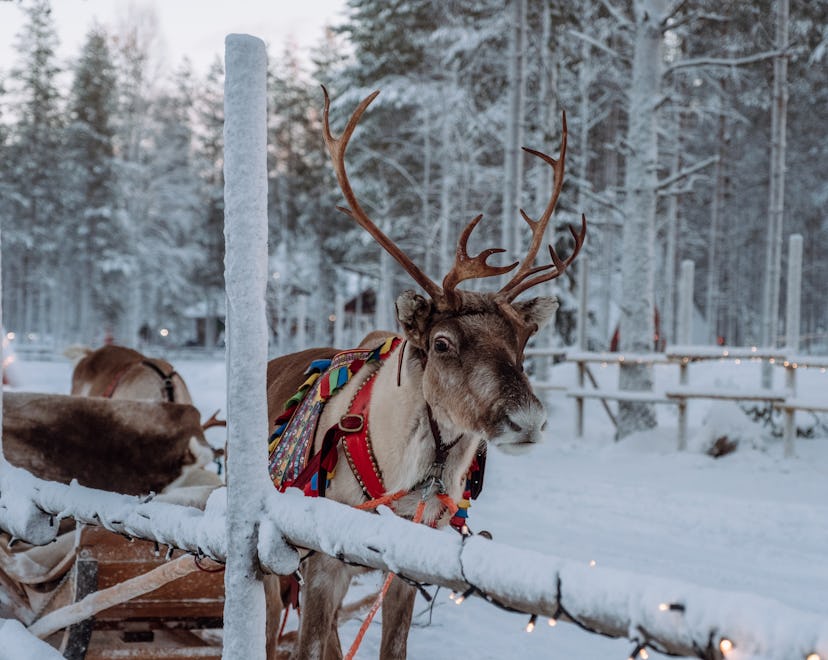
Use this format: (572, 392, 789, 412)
(66, 344, 224, 485)
(263, 88, 586, 660)
(67, 344, 193, 404)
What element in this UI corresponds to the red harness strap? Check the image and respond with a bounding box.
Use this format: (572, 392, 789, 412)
(340, 370, 385, 500)
(101, 364, 133, 398)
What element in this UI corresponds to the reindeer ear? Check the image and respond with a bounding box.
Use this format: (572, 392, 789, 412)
(513, 296, 558, 333)
(395, 290, 433, 348)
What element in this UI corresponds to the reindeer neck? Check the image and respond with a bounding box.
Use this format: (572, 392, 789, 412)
(367, 341, 480, 508)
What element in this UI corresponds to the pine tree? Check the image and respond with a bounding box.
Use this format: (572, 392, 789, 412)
(63, 25, 121, 341)
(2, 0, 64, 340)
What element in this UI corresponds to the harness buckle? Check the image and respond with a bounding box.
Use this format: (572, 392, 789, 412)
(338, 413, 364, 433)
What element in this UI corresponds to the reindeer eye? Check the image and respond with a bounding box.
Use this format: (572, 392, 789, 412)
(433, 337, 452, 354)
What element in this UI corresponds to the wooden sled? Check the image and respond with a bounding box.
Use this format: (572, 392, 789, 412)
(38, 527, 225, 660)
(0, 392, 226, 658)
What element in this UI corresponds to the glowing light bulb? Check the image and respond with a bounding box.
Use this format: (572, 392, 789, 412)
(805, 653, 821, 660)
(548, 617, 557, 627)
(640, 650, 649, 659)
(454, 594, 465, 605)
(658, 603, 669, 611)
(734, 359, 741, 365)
(769, 358, 776, 364)
(719, 638, 734, 655)
(525, 615, 537, 632)
(723, 350, 729, 357)
(449, 592, 456, 601)
(588, 559, 597, 568)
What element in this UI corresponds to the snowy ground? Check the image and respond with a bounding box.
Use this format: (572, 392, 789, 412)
(13, 354, 828, 659)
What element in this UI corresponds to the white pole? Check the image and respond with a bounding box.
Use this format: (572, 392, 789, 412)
(223, 34, 270, 660)
(783, 233, 802, 458)
(334, 291, 345, 347)
(676, 260, 694, 450)
(785, 234, 802, 352)
(677, 260, 694, 346)
(575, 257, 588, 437)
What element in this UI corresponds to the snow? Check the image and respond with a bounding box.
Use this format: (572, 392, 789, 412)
(6, 354, 828, 659)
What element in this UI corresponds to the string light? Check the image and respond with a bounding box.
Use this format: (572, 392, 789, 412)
(628, 644, 649, 660)
(548, 616, 558, 627)
(525, 614, 537, 632)
(452, 587, 475, 605)
(658, 602, 686, 612)
(805, 653, 821, 660)
(719, 637, 734, 656)
(588, 559, 597, 567)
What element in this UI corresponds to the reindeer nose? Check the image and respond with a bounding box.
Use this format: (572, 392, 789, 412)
(506, 417, 523, 433)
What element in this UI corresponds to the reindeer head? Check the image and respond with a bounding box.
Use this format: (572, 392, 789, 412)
(322, 88, 586, 453)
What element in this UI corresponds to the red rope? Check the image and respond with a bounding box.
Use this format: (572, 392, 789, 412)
(344, 500, 427, 660)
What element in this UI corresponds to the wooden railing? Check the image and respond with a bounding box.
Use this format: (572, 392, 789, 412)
(528, 345, 828, 456)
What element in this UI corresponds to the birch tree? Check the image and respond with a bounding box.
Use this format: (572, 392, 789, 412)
(616, 0, 664, 436)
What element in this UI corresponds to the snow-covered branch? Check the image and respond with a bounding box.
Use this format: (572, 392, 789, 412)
(598, 0, 632, 30)
(567, 30, 627, 62)
(655, 155, 718, 191)
(662, 12, 729, 33)
(665, 49, 787, 74)
(2, 465, 826, 660)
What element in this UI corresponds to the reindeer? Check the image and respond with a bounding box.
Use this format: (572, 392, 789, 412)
(68, 344, 192, 404)
(263, 88, 585, 660)
(66, 344, 224, 483)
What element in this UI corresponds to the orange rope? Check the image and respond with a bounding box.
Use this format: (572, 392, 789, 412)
(354, 489, 408, 511)
(344, 500, 427, 660)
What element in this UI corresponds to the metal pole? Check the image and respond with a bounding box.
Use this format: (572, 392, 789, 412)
(223, 34, 270, 660)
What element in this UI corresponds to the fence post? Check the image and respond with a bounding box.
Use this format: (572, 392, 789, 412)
(783, 233, 802, 458)
(676, 260, 694, 450)
(223, 34, 270, 660)
(575, 256, 588, 438)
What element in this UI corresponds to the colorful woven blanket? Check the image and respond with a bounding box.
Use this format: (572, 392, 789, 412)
(267, 337, 400, 494)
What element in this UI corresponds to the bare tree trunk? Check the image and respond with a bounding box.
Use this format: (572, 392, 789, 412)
(501, 0, 526, 259)
(761, 0, 789, 386)
(662, 109, 680, 346)
(617, 0, 665, 438)
(705, 110, 726, 344)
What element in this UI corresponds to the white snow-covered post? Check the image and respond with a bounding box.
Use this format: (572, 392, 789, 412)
(676, 259, 695, 450)
(223, 34, 271, 660)
(783, 233, 803, 457)
(575, 256, 589, 437)
(334, 291, 345, 346)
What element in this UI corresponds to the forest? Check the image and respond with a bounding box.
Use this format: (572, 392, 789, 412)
(0, 0, 826, 355)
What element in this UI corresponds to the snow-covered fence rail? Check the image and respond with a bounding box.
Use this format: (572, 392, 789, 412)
(549, 345, 828, 455)
(1, 465, 827, 660)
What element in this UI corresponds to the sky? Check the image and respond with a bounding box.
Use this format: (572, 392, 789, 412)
(0, 0, 347, 75)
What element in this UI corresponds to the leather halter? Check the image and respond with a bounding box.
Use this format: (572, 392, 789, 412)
(102, 360, 178, 402)
(141, 360, 178, 402)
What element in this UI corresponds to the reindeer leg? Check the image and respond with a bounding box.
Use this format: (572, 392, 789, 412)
(296, 554, 351, 660)
(264, 573, 284, 660)
(379, 575, 416, 660)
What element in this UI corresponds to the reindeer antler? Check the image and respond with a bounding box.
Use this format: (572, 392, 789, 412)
(497, 113, 587, 303)
(441, 214, 519, 305)
(322, 88, 586, 313)
(322, 86, 444, 302)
